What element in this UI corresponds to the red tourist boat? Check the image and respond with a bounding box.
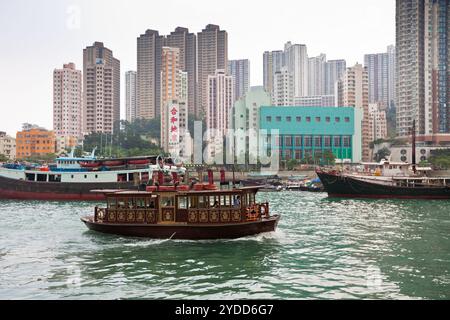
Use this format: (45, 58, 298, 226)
(81, 170, 280, 240)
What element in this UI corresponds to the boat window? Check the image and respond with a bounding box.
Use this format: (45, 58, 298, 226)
(117, 173, 127, 182)
(220, 195, 231, 207)
(198, 196, 208, 208)
(178, 196, 188, 209)
(48, 175, 61, 182)
(249, 193, 255, 204)
(107, 197, 116, 209)
(210, 196, 220, 208)
(37, 174, 47, 182)
(147, 198, 156, 209)
(161, 196, 175, 208)
(127, 198, 135, 209)
(135, 198, 146, 209)
(26, 173, 35, 181)
(242, 194, 248, 207)
(117, 198, 128, 209)
(189, 196, 197, 209)
(232, 195, 241, 208)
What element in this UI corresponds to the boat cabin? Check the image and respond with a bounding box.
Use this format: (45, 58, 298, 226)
(94, 187, 269, 225)
(361, 159, 416, 177)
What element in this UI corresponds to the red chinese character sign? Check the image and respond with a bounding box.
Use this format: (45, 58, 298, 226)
(168, 104, 180, 156)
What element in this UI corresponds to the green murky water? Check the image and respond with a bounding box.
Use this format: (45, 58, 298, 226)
(0, 192, 449, 299)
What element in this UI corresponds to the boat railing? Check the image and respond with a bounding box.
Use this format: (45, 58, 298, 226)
(245, 202, 270, 222)
(94, 201, 271, 225)
(95, 206, 158, 224)
(187, 207, 243, 223)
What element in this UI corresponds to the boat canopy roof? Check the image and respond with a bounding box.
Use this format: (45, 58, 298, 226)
(361, 160, 411, 167)
(93, 186, 262, 197)
(56, 157, 95, 161)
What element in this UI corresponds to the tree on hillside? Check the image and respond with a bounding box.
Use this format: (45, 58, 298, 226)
(80, 119, 164, 158)
(428, 149, 450, 169)
(374, 147, 391, 162)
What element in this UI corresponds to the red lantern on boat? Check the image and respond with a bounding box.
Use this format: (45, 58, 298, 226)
(158, 171, 164, 186)
(208, 169, 214, 185)
(220, 169, 225, 183)
(172, 172, 178, 184)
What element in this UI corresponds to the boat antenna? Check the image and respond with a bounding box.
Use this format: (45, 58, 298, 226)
(412, 120, 416, 174)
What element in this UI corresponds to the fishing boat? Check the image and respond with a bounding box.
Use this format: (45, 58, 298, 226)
(0, 149, 184, 201)
(81, 170, 280, 240)
(317, 121, 450, 199)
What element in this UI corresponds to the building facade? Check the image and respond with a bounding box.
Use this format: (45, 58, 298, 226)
(336, 63, 370, 161)
(308, 54, 326, 96)
(228, 59, 250, 102)
(364, 45, 396, 110)
(368, 103, 388, 142)
(232, 87, 272, 161)
(263, 50, 285, 95)
(55, 135, 78, 154)
(125, 71, 137, 123)
(53, 63, 82, 141)
(396, 0, 450, 138)
(294, 95, 335, 107)
(260, 106, 362, 163)
(83, 42, 120, 134)
(273, 67, 294, 106)
(16, 128, 55, 159)
(0, 132, 16, 160)
(206, 70, 234, 158)
(198, 24, 228, 118)
(161, 47, 181, 152)
(165, 27, 197, 116)
(137, 30, 164, 120)
(324, 59, 347, 95)
(284, 42, 308, 98)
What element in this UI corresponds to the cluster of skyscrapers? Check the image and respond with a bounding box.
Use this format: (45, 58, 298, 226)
(47, 0, 449, 164)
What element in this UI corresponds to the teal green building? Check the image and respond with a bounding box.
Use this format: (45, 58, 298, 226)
(260, 106, 362, 163)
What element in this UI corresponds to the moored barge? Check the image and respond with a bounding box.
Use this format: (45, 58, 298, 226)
(0, 152, 183, 201)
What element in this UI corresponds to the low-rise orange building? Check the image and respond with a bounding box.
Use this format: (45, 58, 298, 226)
(16, 128, 56, 159)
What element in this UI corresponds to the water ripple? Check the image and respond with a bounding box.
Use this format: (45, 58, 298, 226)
(0, 193, 449, 299)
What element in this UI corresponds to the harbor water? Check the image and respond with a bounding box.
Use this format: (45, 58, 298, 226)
(0, 191, 449, 299)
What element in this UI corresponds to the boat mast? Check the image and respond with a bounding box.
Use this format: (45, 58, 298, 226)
(412, 120, 416, 174)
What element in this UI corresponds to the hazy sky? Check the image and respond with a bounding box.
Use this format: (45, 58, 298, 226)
(0, 0, 395, 136)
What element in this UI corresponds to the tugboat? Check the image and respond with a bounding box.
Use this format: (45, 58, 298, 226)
(316, 121, 450, 199)
(81, 169, 280, 240)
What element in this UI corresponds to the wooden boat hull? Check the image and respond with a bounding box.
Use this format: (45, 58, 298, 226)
(0, 175, 138, 201)
(81, 215, 280, 239)
(317, 171, 450, 199)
